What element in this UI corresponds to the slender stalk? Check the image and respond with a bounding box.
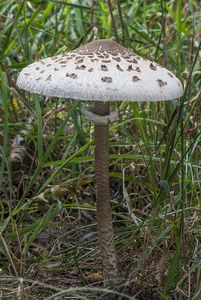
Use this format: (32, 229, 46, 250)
(94, 101, 118, 285)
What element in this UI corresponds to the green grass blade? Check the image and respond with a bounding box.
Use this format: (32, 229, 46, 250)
(23, 201, 62, 257)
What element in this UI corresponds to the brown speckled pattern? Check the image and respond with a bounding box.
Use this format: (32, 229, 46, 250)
(17, 39, 184, 102)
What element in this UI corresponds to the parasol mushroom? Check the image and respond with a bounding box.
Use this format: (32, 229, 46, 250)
(17, 39, 184, 285)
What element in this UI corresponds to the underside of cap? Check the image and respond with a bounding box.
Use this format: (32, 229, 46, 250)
(17, 39, 184, 102)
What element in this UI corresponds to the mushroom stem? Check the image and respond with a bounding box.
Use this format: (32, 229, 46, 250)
(94, 101, 118, 285)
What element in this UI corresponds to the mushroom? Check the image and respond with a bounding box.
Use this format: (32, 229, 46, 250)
(16, 39, 184, 285)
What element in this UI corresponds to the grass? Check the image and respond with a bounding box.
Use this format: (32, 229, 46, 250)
(0, 0, 201, 299)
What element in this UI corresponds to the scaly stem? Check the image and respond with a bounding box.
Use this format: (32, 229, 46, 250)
(94, 101, 118, 285)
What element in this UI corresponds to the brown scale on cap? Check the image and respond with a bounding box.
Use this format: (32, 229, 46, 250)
(112, 57, 121, 62)
(65, 56, 73, 60)
(75, 58, 84, 64)
(54, 67, 59, 71)
(132, 76, 140, 82)
(112, 53, 119, 57)
(25, 73, 30, 76)
(117, 64, 124, 71)
(75, 55, 84, 60)
(76, 40, 128, 54)
(122, 55, 131, 59)
(103, 53, 110, 58)
(167, 72, 174, 78)
(40, 70, 45, 74)
(127, 58, 138, 64)
(157, 79, 167, 87)
(36, 77, 42, 81)
(101, 65, 108, 71)
(74, 41, 137, 73)
(45, 75, 52, 81)
(88, 68, 93, 72)
(102, 59, 111, 63)
(76, 65, 86, 70)
(66, 73, 78, 79)
(81, 52, 93, 56)
(135, 67, 141, 72)
(36, 67, 40, 70)
(47, 64, 51, 67)
(150, 63, 157, 71)
(101, 76, 112, 83)
(59, 60, 68, 64)
(127, 65, 134, 71)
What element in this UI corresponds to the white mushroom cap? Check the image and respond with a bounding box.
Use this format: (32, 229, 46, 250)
(17, 40, 184, 102)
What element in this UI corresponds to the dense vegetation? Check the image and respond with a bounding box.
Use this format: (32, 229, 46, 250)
(0, 0, 200, 299)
